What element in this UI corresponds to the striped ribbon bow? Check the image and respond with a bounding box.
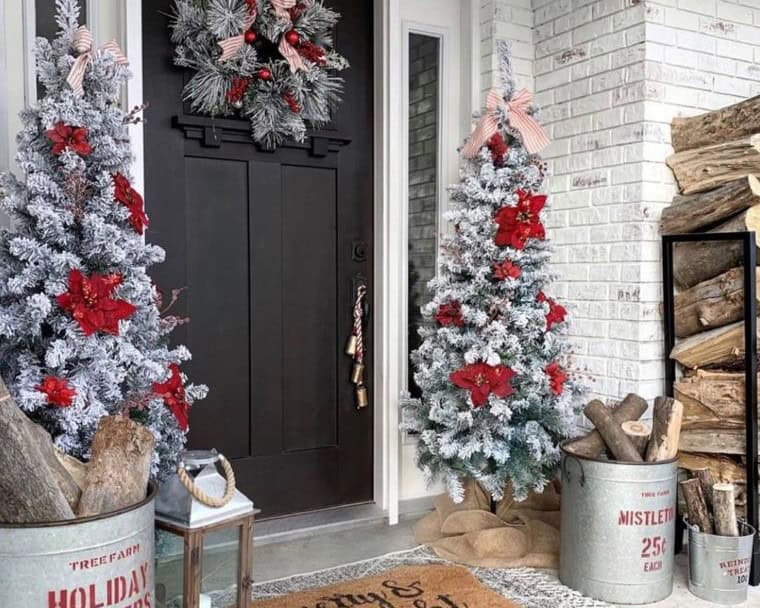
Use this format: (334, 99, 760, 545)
(271, 0, 297, 20)
(218, 13, 257, 62)
(278, 36, 305, 73)
(66, 26, 128, 97)
(461, 88, 550, 157)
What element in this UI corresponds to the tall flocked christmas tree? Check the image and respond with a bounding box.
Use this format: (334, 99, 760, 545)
(0, 0, 207, 478)
(404, 42, 582, 503)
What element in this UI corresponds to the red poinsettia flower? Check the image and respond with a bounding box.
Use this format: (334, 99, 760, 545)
(450, 362, 516, 408)
(546, 362, 567, 396)
(487, 132, 509, 166)
(537, 291, 567, 330)
(152, 364, 190, 431)
(113, 173, 149, 234)
(56, 269, 137, 336)
(494, 189, 547, 250)
(36, 376, 77, 407)
(435, 301, 465, 327)
(45, 122, 93, 156)
(493, 260, 522, 281)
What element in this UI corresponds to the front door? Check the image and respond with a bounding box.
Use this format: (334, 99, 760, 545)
(142, 0, 374, 518)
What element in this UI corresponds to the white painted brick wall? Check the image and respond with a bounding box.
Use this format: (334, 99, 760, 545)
(481, 0, 760, 404)
(482, 1, 535, 96)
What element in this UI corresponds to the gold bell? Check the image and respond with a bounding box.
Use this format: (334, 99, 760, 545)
(355, 385, 369, 409)
(345, 334, 358, 356)
(350, 362, 365, 385)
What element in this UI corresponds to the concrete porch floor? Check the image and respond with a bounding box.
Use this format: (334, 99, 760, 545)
(252, 518, 760, 608)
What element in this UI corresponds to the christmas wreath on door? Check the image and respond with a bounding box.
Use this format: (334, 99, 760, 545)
(170, 0, 349, 148)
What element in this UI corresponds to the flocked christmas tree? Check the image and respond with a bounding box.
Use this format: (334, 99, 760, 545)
(0, 0, 207, 478)
(404, 42, 582, 503)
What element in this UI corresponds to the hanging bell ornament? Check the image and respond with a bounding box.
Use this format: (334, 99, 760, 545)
(355, 385, 369, 409)
(345, 334, 357, 356)
(350, 362, 365, 385)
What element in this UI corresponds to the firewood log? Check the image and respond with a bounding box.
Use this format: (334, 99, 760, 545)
(645, 397, 683, 462)
(675, 369, 750, 430)
(76, 416, 154, 517)
(693, 468, 715, 511)
(674, 267, 760, 338)
(0, 378, 75, 523)
(666, 134, 760, 194)
(681, 478, 714, 534)
(672, 208, 760, 289)
(671, 95, 760, 153)
(621, 420, 651, 456)
(27, 420, 81, 510)
(670, 319, 760, 369)
(661, 175, 760, 235)
(678, 429, 758, 456)
(55, 448, 88, 492)
(564, 394, 647, 458)
(584, 400, 644, 462)
(679, 451, 746, 485)
(713, 483, 740, 536)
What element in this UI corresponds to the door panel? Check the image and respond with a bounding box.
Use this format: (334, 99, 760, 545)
(185, 157, 251, 459)
(142, 0, 374, 518)
(281, 165, 339, 452)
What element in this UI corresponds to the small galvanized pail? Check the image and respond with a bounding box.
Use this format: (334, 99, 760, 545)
(0, 483, 156, 608)
(687, 519, 756, 605)
(559, 443, 677, 604)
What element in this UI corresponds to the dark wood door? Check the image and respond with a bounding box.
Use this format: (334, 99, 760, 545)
(142, 0, 374, 518)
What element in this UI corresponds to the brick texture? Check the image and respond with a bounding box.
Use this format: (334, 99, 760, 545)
(481, 0, 760, 403)
(408, 34, 440, 365)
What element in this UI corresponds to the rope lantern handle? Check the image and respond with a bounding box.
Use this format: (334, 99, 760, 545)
(177, 453, 237, 508)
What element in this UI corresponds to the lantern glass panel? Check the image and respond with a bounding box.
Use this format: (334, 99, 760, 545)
(200, 527, 241, 602)
(154, 528, 186, 607)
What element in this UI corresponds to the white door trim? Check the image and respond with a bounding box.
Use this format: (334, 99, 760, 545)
(22, 0, 37, 105)
(374, 0, 403, 525)
(123, 1, 145, 197)
(375, 0, 479, 524)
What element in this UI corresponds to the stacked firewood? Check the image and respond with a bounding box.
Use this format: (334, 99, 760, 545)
(0, 378, 154, 523)
(565, 393, 683, 462)
(661, 94, 760, 508)
(681, 470, 741, 537)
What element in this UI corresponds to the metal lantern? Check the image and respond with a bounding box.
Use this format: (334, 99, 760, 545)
(154, 450, 258, 608)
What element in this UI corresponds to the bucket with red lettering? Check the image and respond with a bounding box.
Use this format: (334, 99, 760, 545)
(687, 519, 756, 605)
(559, 444, 677, 604)
(0, 484, 155, 608)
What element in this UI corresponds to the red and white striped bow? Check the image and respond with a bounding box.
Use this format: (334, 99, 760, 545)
(278, 36, 305, 72)
(461, 88, 550, 157)
(66, 26, 129, 97)
(271, 0, 297, 20)
(218, 13, 257, 62)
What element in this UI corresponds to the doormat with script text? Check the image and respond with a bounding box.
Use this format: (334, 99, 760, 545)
(249, 563, 520, 608)
(210, 546, 611, 608)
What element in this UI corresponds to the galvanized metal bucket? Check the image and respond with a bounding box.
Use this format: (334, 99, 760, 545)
(559, 444, 677, 605)
(0, 483, 156, 608)
(687, 519, 756, 605)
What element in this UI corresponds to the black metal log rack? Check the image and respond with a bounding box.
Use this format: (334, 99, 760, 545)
(662, 231, 760, 586)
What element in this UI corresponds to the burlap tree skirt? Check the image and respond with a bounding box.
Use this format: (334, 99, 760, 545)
(415, 478, 561, 569)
